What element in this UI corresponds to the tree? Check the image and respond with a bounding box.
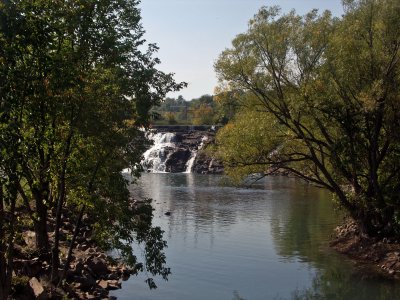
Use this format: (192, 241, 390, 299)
(192, 103, 214, 125)
(0, 0, 185, 295)
(214, 1, 400, 237)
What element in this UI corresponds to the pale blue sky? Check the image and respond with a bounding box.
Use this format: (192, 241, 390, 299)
(139, 0, 344, 100)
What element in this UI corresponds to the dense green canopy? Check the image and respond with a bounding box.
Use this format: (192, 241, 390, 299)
(214, 0, 400, 237)
(0, 0, 184, 297)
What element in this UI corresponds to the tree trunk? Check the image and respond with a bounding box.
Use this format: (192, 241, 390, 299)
(51, 128, 73, 283)
(59, 205, 86, 286)
(0, 182, 17, 300)
(0, 184, 7, 300)
(34, 195, 49, 252)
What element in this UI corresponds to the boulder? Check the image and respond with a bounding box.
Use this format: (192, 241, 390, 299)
(23, 231, 36, 248)
(28, 277, 48, 300)
(73, 274, 96, 291)
(97, 279, 121, 290)
(14, 259, 42, 277)
(86, 257, 109, 277)
(165, 148, 191, 172)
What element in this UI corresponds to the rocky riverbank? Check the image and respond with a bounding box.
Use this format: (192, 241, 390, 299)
(331, 219, 400, 279)
(11, 200, 146, 300)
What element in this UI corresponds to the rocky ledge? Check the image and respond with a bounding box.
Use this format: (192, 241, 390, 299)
(330, 219, 400, 279)
(148, 129, 224, 174)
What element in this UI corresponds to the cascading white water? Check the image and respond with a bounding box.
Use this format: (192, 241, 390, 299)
(141, 132, 176, 173)
(184, 136, 208, 173)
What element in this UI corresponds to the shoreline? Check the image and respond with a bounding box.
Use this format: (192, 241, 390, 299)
(11, 202, 144, 300)
(330, 219, 400, 280)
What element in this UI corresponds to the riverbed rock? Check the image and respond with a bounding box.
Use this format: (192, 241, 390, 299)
(165, 148, 191, 172)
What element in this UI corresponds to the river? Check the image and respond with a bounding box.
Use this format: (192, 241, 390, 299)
(111, 173, 399, 300)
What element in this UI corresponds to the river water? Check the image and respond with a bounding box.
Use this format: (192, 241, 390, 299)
(111, 173, 399, 300)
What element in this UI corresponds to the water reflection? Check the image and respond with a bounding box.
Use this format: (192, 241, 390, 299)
(111, 174, 400, 300)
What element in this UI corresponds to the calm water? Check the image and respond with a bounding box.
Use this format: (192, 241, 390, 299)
(111, 174, 399, 300)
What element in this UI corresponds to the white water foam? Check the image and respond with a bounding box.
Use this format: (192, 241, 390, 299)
(141, 132, 176, 173)
(184, 136, 208, 173)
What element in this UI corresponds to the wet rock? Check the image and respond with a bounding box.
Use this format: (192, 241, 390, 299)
(143, 129, 224, 174)
(165, 148, 191, 172)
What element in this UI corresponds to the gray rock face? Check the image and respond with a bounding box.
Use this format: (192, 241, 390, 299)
(165, 148, 191, 172)
(192, 151, 224, 175)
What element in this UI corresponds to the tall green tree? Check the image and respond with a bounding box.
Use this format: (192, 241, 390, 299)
(215, 0, 400, 236)
(0, 0, 185, 295)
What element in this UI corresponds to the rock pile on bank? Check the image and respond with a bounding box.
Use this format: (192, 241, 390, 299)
(331, 219, 400, 279)
(11, 205, 140, 300)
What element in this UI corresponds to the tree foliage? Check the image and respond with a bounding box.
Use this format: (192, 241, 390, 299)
(0, 0, 184, 296)
(151, 94, 220, 125)
(214, 0, 400, 236)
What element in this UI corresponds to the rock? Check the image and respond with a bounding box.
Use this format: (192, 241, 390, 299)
(77, 243, 89, 251)
(14, 259, 43, 277)
(106, 273, 119, 280)
(165, 211, 171, 216)
(97, 279, 108, 289)
(23, 231, 36, 248)
(165, 148, 191, 172)
(86, 257, 109, 277)
(29, 277, 48, 300)
(73, 275, 96, 291)
(107, 280, 121, 290)
(86, 248, 97, 255)
(192, 151, 224, 175)
(97, 279, 120, 291)
(143, 129, 224, 174)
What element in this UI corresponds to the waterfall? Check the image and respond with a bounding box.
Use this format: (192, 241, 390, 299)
(184, 136, 208, 173)
(184, 154, 196, 174)
(141, 131, 212, 174)
(141, 132, 176, 173)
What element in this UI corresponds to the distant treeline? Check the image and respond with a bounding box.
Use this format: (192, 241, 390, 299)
(151, 93, 238, 125)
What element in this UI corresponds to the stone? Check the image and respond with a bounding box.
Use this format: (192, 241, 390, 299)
(23, 231, 36, 248)
(165, 148, 191, 172)
(106, 273, 119, 280)
(73, 275, 96, 291)
(106, 280, 121, 290)
(97, 279, 108, 289)
(29, 277, 48, 300)
(86, 257, 109, 277)
(14, 259, 42, 277)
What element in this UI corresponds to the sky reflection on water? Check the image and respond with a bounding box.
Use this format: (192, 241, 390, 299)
(111, 174, 399, 300)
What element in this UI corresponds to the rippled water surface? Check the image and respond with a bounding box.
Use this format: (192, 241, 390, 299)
(111, 174, 399, 300)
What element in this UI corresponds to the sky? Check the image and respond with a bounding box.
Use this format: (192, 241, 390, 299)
(139, 0, 344, 100)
